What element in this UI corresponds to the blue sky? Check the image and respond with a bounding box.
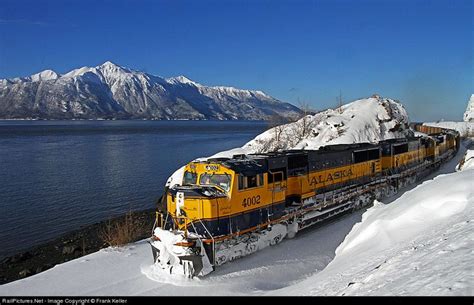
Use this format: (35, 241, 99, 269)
(0, 0, 472, 121)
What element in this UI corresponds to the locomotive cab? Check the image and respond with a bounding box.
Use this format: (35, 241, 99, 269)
(163, 156, 288, 238)
(165, 161, 234, 232)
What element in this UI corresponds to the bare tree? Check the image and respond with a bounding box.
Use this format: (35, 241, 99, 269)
(259, 100, 318, 153)
(292, 100, 316, 142)
(337, 90, 344, 114)
(267, 114, 288, 148)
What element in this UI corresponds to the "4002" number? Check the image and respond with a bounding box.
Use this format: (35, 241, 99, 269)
(242, 195, 261, 208)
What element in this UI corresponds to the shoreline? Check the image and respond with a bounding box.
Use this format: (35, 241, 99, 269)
(0, 208, 157, 285)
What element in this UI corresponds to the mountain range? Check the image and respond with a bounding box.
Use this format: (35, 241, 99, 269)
(0, 61, 301, 120)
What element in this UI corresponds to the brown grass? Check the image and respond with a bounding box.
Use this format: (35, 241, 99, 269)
(99, 211, 142, 247)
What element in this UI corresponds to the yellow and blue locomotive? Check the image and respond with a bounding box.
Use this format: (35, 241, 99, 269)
(150, 126, 460, 277)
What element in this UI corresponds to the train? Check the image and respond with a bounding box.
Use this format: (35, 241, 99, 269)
(149, 123, 460, 277)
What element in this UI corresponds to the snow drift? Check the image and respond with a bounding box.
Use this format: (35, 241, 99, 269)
(457, 140, 474, 171)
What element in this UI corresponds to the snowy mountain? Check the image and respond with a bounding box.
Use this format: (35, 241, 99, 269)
(464, 94, 474, 122)
(0, 62, 301, 120)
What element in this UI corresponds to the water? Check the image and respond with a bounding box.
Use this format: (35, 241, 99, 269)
(0, 120, 268, 259)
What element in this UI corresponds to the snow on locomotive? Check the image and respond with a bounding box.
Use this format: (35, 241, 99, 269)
(150, 126, 460, 277)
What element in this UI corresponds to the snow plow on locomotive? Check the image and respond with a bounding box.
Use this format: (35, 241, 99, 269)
(149, 126, 460, 277)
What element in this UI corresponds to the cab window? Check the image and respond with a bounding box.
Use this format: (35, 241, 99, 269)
(183, 171, 197, 184)
(268, 172, 283, 183)
(238, 174, 264, 190)
(199, 173, 231, 192)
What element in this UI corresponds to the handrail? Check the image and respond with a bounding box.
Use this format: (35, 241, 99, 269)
(197, 218, 215, 266)
(152, 211, 159, 235)
(164, 212, 169, 230)
(172, 215, 190, 236)
(189, 221, 215, 267)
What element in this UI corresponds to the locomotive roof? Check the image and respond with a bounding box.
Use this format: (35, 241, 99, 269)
(197, 128, 456, 176)
(317, 142, 379, 152)
(379, 137, 421, 145)
(205, 156, 267, 176)
(250, 142, 379, 156)
(203, 142, 382, 175)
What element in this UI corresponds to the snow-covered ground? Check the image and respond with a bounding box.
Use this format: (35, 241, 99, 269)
(1, 140, 471, 296)
(0, 207, 364, 296)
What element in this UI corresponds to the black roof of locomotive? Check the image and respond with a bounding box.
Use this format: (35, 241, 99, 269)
(249, 142, 379, 157)
(205, 142, 384, 175)
(379, 137, 422, 145)
(205, 156, 268, 176)
(196, 129, 458, 176)
(317, 142, 380, 152)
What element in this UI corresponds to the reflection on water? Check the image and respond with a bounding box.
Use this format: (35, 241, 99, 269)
(0, 120, 267, 258)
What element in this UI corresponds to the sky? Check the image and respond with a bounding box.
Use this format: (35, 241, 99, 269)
(0, 0, 472, 121)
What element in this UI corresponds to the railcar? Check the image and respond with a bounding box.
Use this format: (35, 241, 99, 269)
(150, 126, 461, 277)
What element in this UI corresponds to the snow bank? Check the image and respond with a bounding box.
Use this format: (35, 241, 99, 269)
(272, 146, 474, 296)
(456, 141, 474, 171)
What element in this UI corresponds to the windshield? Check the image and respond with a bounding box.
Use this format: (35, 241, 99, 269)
(199, 173, 231, 192)
(183, 171, 197, 185)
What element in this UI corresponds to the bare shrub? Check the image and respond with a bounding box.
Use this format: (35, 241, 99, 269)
(265, 114, 291, 152)
(99, 211, 141, 247)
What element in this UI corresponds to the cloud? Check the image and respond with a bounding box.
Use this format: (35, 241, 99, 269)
(0, 18, 48, 26)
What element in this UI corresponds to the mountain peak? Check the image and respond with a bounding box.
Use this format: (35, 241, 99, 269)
(166, 75, 201, 86)
(97, 61, 129, 73)
(30, 69, 60, 82)
(98, 61, 121, 68)
(175, 75, 193, 83)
